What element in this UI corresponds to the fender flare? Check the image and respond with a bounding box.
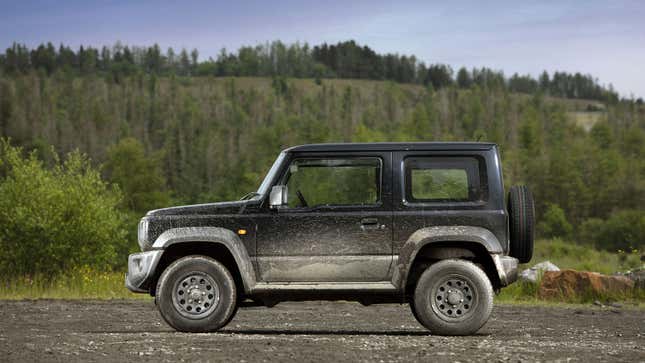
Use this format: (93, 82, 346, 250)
(152, 227, 257, 293)
(392, 226, 504, 290)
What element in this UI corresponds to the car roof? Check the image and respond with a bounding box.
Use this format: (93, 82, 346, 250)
(284, 142, 496, 153)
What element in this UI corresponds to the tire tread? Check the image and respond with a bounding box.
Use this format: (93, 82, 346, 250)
(508, 185, 534, 263)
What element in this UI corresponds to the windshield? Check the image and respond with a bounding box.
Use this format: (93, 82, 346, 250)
(254, 152, 286, 198)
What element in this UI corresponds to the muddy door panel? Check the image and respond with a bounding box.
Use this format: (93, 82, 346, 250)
(255, 152, 393, 282)
(255, 211, 392, 282)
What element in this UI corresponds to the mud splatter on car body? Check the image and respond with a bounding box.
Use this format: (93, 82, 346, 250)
(126, 142, 531, 334)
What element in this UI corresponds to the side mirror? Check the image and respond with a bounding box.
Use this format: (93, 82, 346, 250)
(269, 185, 288, 209)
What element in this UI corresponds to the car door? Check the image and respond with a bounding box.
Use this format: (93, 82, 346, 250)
(254, 151, 393, 282)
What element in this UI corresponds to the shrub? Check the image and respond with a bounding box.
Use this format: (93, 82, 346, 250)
(578, 218, 605, 247)
(579, 210, 645, 252)
(538, 203, 573, 239)
(0, 140, 129, 277)
(103, 138, 170, 214)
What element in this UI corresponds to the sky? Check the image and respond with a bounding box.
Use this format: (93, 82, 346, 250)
(1, 0, 644, 98)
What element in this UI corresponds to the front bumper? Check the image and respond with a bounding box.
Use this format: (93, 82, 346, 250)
(125, 250, 163, 293)
(492, 255, 519, 286)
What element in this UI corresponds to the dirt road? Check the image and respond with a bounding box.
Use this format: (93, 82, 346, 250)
(0, 300, 643, 362)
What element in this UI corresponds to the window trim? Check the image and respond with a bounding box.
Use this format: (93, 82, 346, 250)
(278, 156, 384, 210)
(402, 156, 488, 207)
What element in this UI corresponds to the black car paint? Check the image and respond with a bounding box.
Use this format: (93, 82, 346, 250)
(254, 151, 393, 282)
(142, 143, 507, 288)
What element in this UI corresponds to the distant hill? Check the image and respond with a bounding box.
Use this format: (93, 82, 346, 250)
(1, 74, 642, 237)
(0, 40, 629, 103)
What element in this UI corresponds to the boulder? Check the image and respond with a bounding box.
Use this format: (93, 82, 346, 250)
(538, 269, 635, 300)
(519, 261, 560, 283)
(619, 268, 645, 290)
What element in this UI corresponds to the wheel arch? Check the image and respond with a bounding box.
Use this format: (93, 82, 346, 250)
(149, 227, 257, 295)
(393, 226, 503, 294)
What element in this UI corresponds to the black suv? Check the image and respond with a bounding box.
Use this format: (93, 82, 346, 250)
(126, 142, 534, 335)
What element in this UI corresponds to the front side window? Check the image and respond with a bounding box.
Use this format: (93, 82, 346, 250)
(405, 157, 484, 203)
(283, 158, 381, 208)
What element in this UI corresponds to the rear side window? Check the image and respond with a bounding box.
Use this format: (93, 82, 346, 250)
(404, 157, 485, 203)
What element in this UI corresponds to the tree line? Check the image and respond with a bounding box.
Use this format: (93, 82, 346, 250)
(1, 69, 643, 254)
(0, 40, 626, 103)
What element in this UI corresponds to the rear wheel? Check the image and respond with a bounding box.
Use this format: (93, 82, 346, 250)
(412, 259, 493, 335)
(156, 255, 238, 332)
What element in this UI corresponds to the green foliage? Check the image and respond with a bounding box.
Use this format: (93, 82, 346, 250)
(0, 69, 643, 252)
(578, 218, 605, 246)
(1, 40, 642, 299)
(579, 210, 645, 251)
(539, 204, 573, 239)
(352, 121, 387, 142)
(590, 121, 613, 149)
(0, 139, 128, 277)
(103, 137, 170, 213)
(0, 267, 148, 299)
(530, 239, 641, 274)
(456, 67, 472, 88)
(1, 40, 621, 101)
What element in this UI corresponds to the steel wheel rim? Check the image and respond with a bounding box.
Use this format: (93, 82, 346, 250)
(429, 274, 477, 322)
(172, 272, 220, 319)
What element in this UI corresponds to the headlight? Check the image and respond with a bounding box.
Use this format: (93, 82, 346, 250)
(137, 218, 150, 251)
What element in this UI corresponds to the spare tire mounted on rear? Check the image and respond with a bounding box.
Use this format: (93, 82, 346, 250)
(507, 185, 535, 263)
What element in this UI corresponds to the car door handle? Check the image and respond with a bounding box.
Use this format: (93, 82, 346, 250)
(360, 218, 385, 230)
(361, 218, 378, 225)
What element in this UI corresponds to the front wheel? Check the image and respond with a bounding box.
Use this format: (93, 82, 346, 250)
(156, 255, 238, 332)
(411, 259, 493, 335)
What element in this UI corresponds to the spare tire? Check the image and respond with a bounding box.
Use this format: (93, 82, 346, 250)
(508, 185, 535, 263)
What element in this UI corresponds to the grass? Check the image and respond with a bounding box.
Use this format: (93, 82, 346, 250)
(0, 266, 149, 300)
(497, 239, 643, 304)
(497, 279, 645, 306)
(527, 238, 641, 274)
(1, 239, 641, 303)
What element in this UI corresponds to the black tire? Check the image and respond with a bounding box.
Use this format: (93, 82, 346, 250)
(412, 259, 493, 335)
(156, 255, 237, 332)
(409, 299, 422, 326)
(508, 185, 535, 263)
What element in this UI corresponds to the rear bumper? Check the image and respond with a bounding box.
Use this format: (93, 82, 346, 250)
(125, 250, 163, 293)
(492, 254, 519, 286)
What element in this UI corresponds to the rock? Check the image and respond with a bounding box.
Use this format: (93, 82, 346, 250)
(620, 268, 645, 290)
(519, 261, 560, 283)
(538, 269, 635, 300)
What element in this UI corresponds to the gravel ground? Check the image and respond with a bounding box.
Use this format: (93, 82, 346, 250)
(0, 300, 643, 362)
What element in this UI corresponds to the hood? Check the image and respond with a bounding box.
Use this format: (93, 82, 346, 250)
(146, 200, 249, 216)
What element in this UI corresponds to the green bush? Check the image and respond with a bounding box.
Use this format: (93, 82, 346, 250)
(578, 210, 645, 252)
(0, 139, 129, 277)
(103, 137, 171, 214)
(538, 203, 573, 239)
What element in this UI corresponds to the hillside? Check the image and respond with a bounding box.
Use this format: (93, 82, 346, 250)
(1, 40, 624, 103)
(0, 74, 643, 252)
